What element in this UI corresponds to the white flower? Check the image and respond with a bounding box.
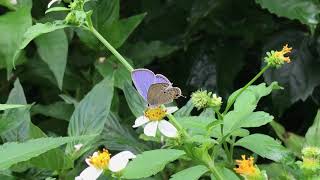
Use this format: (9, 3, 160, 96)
(133, 106, 178, 138)
(47, 0, 60, 8)
(76, 149, 136, 180)
(74, 144, 83, 151)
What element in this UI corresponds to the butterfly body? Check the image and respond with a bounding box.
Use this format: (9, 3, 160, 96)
(131, 69, 182, 106)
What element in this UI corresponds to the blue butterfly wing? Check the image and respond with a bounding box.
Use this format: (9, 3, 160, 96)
(154, 74, 171, 84)
(131, 69, 156, 101)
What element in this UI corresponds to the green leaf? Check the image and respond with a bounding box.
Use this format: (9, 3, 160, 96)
(1, 79, 31, 141)
(259, 163, 292, 180)
(174, 99, 194, 117)
(263, 31, 320, 114)
(19, 22, 70, 51)
(255, 0, 320, 31)
(45, 7, 70, 14)
(0, 104, 26, 111)
(99, 112, 149, 153)
(235, 133, 290, 162)
(95, 56, 133, 89)
(270, 121, 305, 157)
(229, 82, 282, 112)
(77, 0, 144, 49)
(101, 13, 146, 49)
(123, 81, 146, 118)
(176, 116, 216, 135)
(125, 41, 178, 67)
(211, 166, 240, 180)
(31, 102, 74, 121)
(223, 82, 280, 135)
(35, 29, 68, 89)
(122, 149, 185, 179)
(67, 76, 114, 153)
(170, 165, 208, 180)
(0, 0, 16, 10)
(0, 7, 31, 76)
(223, 111, 273, 135)
(0, 136, 91, 170)
(305, 110, 320, 147)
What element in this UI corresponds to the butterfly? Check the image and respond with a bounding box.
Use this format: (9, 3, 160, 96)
(131, 68, 182, 106)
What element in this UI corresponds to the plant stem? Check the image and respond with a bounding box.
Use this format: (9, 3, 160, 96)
(223, 65, 270, 114)
(207, 161, 224, 180)
(229, 136, 236, 165)
(166, 112, 191, 139)
(90, 27, 134, 72)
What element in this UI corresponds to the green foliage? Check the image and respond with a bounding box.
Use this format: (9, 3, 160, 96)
(0, 104, 26, 111)
(0, 136, 91, 170)
(170, 165, 208, 180)
(0, 6, 31, 76)
(122, 149, 186, 179)
(35, 29, 68, 89)
(270, 121, 305, 157)
(235, 134, 290, 162)
(222, 82, 280, 136)
(123, 81, 146, 117)
(0, 0, 319, 179)
(255, 0, 320, 32)
(305, 110, 320, 147)
(99, 112, 149, 153)
(67, 76, 114, 153)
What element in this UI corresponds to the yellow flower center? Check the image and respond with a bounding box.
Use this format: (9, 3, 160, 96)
(274, 44, 292, 63)
(89, 149, 111, 169)
(144, 107, 167, 121)
(234, 155, 259, 177)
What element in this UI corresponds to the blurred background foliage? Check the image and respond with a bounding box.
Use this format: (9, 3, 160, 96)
(1, 0, 320, 177)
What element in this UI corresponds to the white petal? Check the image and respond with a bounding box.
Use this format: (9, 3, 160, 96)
(85, 158, 92, 166)
(108, 151, 136, 172)
(158, 120, 178, 138)
(48, 0, 59, 8)
(76, 166, 103, 180)
(144, 121, 158, 137)
(166, 106, 178, 114)
(133, 116, 149, 128)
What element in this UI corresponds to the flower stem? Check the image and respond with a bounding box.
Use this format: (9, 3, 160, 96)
(90, 27, 134, 72)
(207, 160, 224, 180)
(222, 65, 270, 114)
(166, 112, 191, 139)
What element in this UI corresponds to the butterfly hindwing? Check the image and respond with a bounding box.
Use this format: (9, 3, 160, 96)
(147, 83, 182, 106)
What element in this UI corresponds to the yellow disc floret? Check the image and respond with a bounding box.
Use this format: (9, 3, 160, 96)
(144, 107, 167, 121)
(234, 155, 259, 177)
(89, 149, 111, 169)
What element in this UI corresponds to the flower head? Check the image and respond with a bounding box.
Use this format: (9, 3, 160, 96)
(191, 90, 222, 110)
(133, 106, 178, 138)
(76, 149, 136, 180)
(264, 44, 292, 68)
(302, 146, 320, 157)
(299, 146, 320, 175)
(234, 155, 266, 180)
(234, 155, 257, 176)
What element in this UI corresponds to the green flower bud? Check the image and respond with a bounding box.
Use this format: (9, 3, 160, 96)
(191, 90, 222, 110)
